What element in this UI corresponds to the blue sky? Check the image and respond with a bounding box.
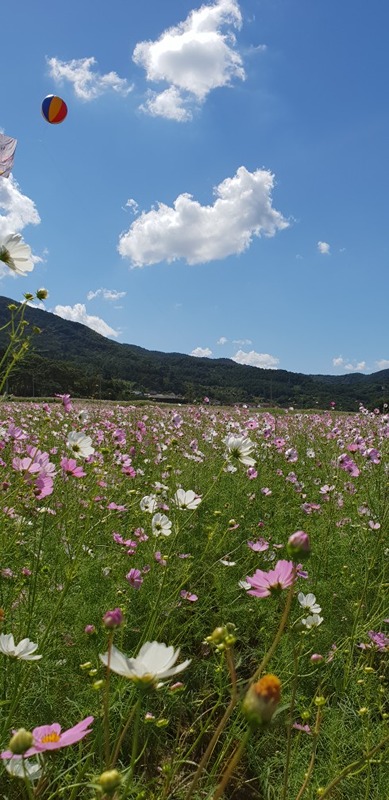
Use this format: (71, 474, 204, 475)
(1, 0, 388, 375)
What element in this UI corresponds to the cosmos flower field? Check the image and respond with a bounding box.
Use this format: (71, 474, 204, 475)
(0, 397, 387, 799)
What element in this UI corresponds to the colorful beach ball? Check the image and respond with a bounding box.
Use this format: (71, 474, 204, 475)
(41, 95, 68, 124)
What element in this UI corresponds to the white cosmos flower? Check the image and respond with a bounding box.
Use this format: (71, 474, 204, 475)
(66, 431, 95, 458)
(99, 641, 190, 686)
(0, 233, 34, 276)
(301, 614, 324, 630)
(140, 494, 158, 513)
(0, 633, 42, 661)
(152, 513, 172, 537)
(224, 435, 256, 467)
(298, 592, 322, 614)
(5, 757, 42, 781)
(174, 489, 202, 510)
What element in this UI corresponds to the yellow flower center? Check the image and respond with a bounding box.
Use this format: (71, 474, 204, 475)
(40, 732, 61, 743)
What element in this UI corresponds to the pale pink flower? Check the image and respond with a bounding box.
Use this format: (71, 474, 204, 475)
(246, 560, 295, 598)
(1, 717, 94, 758)
(126, 569, 143, 589)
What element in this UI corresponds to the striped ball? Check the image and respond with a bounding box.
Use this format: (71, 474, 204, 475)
(41, 95, 68, 124)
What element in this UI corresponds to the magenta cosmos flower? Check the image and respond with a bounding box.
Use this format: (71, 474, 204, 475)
(1, 716, 94, 758)
(246, 560, 295, 598)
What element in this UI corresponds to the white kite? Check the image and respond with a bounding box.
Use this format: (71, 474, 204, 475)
(0, 133, 17, 178)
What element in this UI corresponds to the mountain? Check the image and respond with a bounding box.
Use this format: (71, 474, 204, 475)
(0, 296, 388, 410)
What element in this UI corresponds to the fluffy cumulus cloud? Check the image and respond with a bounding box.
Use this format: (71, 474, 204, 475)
(332, 356, 366, 372)
(118, 166, 288, 267)
(217, 336, 228, 344)
(317, 241, 330, 255)
(53, 303, 118, 338)
(232, 349, 279, 369)
(376, 359, 389, 370)
(46, 56, 132, 101)
(87, 288, 127, 302)
(191, 346, 213, 357)
(133, 0, 245, 119)
(140, 87, 193, 121)
(0, 177, 40, 238)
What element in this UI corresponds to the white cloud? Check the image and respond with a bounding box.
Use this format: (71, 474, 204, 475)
(376, 359, 389, 370)
(333, 355, 366, 372)
(133, 0, 245, 119)
(232, 338, 252, 345)
(0, 176, 40, 238)
(232, 349, 279, 369)
(118, 166, 288, 267)
(191, 346, 213, 357)
(125, 198, 139, 215)
(46, 56, 132, 101)
(87, 288, 127, 302)
(53, 303, 118, 338)
(140, 87, 193, 121)
(317, 241, 330, 255)
(217, 336, 228, 344)
(345, 360, 366, 372)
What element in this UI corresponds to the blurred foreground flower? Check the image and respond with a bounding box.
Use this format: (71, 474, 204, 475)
(224, 434, 256, 467)
(1, 716, 94, 758)
(0, 633, 42, 661)
(66, 431, 95, 458)
(99, 641, 190, 687)
(243, 674, 281, 726)
(5, 757, 42, 781)
(0, 233, 34, 276)
(245, 560, 295, 598)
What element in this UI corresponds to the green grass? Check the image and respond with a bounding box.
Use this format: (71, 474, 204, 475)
(0, 401, 387, 799)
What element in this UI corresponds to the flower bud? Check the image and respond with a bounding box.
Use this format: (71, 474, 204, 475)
(102, 608, 123, 629)
(98, 769, 121, 794)
(287, 530, 311, 560)
(23, 293, 34, 301)
(205, 623, 237, 650)
(242, 674, 281, 727)
(9, 728, 33, 755)
(36, 288, 48, 300)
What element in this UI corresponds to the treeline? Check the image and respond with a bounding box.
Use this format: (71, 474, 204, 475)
(0, 296, 388, 410)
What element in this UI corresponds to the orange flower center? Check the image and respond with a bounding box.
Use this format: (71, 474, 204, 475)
(253, 674, 281, 703)
(40, 732, 61, 744)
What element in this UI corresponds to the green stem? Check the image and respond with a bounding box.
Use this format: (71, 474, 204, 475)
(317, 735, 389, 799)
(251, 574, 295, 683)
(111, 699, 138, 767)
(212, 728, 251, 800)
(122, 696, 142, 793)
(184, 647, 239, 800)
(294, 706, 322, 800)
(282, 639, 302, 800)
(103, 633, 113, 767)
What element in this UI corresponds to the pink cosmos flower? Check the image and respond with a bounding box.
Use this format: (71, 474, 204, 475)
(247, 538, 269, 552)
(246, 560, 295, 598)
(55, 393, 73, 412)
(180, 590, 198, 602)
(1, 716, 94, 758)
(60, 458, 86, 478)
(126, 568, 143, 589)
(293, 722, 312, 734)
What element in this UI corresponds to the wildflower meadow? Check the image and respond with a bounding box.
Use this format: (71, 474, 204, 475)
(0, 390, 387, 799)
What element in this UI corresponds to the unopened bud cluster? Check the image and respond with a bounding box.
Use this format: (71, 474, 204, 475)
(205, 623, 237, 650)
